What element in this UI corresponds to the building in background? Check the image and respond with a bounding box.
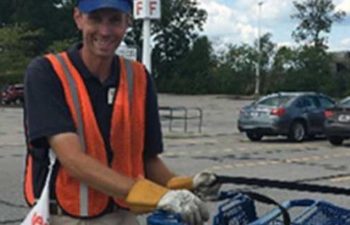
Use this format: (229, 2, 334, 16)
(330, 51, 350, 74)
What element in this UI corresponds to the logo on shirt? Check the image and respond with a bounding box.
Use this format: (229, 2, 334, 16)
(108, 88, 116, 105)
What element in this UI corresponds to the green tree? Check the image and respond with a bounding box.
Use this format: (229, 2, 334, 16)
(156, 36, 215, 94)
(1, 0, 76, 54)
(0, 24, 43, 84)
(0, 0, 77, 85)
(270, 46, 298, 92)
(46, 37, 79, 53)
(292, 46, 332, 92)
(0, 0, 16, 26)
(254, 33, 276, 94)
(214, 43, 256, 95)
(291, 0, 346, 48)
(125, 0, 207, 83)
(271, 46, 332, 93)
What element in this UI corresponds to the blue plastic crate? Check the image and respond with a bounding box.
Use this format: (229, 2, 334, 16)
(250, 199, 350, 225)
(147, 211, 186, 225)
(147, 193, 350, 225)
(148, 192, 258, 225)
(213, 192, 258, 225)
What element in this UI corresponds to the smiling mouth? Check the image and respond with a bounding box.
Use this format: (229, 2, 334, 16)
(94, 39, 112, 49)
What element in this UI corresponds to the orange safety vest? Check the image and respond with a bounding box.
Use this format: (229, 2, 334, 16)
(24, 52, 147, 218)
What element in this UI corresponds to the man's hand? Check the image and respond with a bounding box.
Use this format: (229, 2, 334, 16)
(193, 171, 221, 201)
(157, 190, 209, 225)
(125, 179, 209, 225)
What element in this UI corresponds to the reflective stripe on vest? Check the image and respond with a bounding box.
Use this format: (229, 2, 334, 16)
(55, 53, 89, 216)
(44, 52, 147, 218)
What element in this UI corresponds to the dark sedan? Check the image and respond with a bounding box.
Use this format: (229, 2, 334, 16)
(238, 92, 335, 142)
(0, 83, 24, 105)
(324, 96, 350, 146)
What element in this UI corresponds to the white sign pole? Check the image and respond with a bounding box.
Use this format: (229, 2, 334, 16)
(134, 0, 161, 73)
(142, 0, 152, 73)
(142, 20, 151, 73)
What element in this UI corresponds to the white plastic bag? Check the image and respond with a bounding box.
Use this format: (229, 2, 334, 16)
(21, 152, 56, 225)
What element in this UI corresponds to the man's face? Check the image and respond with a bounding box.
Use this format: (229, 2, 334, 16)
(74, 8, 129, 59)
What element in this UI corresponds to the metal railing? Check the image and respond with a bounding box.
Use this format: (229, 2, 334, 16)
(159, 106, 203, 133)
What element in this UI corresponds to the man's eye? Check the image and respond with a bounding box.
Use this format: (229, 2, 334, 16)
(89, 16, 102, 23)
(110, 17, 123, 24)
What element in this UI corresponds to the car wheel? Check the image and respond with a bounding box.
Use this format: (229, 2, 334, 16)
(246, 132, 263, 141)
(328, 136, 343, 146)
(288, 121, 306, 142)
(15, 98, 23, 105)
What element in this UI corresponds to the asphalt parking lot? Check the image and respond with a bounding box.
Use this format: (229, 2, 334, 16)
(1, 94, 350, 224)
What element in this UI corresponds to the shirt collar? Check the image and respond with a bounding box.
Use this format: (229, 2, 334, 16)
(67, 43, 120, 85)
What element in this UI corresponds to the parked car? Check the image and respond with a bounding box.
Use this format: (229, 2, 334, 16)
(237, 92, 335, 142)
(324, 96, 350, 146)
(1, 83, 24, 105)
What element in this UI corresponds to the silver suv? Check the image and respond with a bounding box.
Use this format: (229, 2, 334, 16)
(238, 92, 335, 142)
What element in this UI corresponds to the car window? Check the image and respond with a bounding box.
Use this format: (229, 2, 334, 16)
(310, 96, 321, 108)
(15, 87, 24, 91)
(14, 84, 24, 89)
(319, 96, 335, 108)
(339, 98, 350, 107)
(296, 97, 316, 109)
(256, 95, 292, 106)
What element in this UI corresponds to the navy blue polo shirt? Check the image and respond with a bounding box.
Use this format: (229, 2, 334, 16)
(24, 44, 163, 160)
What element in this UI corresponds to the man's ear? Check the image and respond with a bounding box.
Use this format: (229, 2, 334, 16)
(73, 8, 83, 31)
(127, 13, 133, 27)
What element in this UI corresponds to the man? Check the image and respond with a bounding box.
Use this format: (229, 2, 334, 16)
(23, 0, 220, 225)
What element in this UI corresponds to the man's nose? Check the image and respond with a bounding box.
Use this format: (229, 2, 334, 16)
(98, 22, 113, 35)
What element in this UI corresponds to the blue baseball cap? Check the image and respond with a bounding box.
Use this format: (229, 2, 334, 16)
(77, 0, 132, 13)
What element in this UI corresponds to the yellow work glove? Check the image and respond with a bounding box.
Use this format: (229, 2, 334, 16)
(126, 179, 209, 225)
(166, 176, 193, 190)
(167, 171, 221, 201)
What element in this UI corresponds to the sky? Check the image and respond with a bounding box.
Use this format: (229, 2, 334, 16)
(198, 0, 350, 52)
